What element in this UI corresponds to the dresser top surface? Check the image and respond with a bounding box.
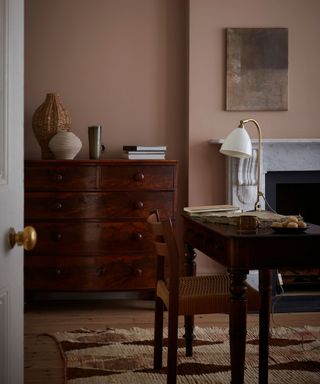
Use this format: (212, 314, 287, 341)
(25, 159, 178, 166)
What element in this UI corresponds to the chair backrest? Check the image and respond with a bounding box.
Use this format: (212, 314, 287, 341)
(147, 211, 180, 294)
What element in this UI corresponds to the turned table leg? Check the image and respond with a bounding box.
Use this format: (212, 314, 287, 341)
(259, 269, 272, 384)
(184, 244, 196, 356)
(229, 268, 248, 384)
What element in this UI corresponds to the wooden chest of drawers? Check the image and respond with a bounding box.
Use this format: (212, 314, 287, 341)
(24, 160, 178, 293)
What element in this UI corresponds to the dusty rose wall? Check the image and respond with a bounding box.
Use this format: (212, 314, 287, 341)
(24, 0, 188, 231)
(25, 0, 187, 160)
(188, 0, 320, 273)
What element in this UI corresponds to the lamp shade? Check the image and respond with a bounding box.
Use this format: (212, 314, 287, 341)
(219, 127, 252, 158)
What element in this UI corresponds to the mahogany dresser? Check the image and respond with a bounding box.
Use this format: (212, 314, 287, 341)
(24, 159, 178, 295)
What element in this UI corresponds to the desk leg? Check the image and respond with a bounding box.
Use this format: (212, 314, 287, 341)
(259, 269, 272, 384)
(229, 269, 248, 384)
(184, 245, 196, 356)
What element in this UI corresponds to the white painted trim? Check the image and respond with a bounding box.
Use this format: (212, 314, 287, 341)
(210, 138, 320, 144)
(0, 289, 8, 384)
(0, 0, 8, 185)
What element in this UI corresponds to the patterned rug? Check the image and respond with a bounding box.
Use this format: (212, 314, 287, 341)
(49, 325, 320, 383)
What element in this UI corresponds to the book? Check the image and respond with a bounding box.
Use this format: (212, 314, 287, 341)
(123, 145, 167, 152)
(184, 204, 241, 215)
(122, 152, 166, 160)
(125, 151, 165, 155)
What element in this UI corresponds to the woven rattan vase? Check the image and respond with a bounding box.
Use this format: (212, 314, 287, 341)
(32, 93, 71, 159)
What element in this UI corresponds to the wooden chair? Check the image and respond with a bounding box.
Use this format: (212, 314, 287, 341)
(147, 210, 260, 384)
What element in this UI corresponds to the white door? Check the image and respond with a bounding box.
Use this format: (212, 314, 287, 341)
(0, 0, 24, 383)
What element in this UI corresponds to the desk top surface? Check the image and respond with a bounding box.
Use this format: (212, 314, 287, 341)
(183, 213, 320, 239)
(183, 214, 320, 269)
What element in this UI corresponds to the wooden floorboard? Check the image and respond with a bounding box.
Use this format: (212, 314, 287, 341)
(24, 299, 320, 384)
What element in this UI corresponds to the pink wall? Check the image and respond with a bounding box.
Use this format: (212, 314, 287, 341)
(188, 0, 320, 273)
(25, 0, 187, 160)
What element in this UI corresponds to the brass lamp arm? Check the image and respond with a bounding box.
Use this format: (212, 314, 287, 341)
(238, 118, 263, 211)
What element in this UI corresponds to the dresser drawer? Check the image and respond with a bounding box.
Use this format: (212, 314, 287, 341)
(25, 165, 97, 191)
(24, 255, 156, 291)
(25, 191, 175, 219)
(100, 165, 176, 190)
(26, 221, 154, 255)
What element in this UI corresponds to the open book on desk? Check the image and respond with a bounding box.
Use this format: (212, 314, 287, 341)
(184, 204, 242, 216)
(184, 206, 288, 229)
(189, 209, 287, 228)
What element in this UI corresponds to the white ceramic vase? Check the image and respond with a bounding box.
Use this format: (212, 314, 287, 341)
(48, 131, 82, 159)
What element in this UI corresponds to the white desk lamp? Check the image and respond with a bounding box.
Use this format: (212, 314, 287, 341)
(220, 118, 264, 211)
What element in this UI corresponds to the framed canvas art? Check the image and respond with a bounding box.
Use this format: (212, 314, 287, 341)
(226, 28, 288, 111)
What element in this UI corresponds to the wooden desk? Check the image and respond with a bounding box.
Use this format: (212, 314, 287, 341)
(183, 214, 320, 384)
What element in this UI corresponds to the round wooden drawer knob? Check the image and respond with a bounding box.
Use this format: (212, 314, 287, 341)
(55, 268, 62, 276)
(133, 201, 144, 210)
(53, 202, 63, 210)
(133, 268, 143, 277)
(97, 266, 106, 276)
(214, 244, 223, 252)
(134, 172, 145, 182)
(53, 232, 63, 241)
(53, 173, 63, 182)
(132, 232, 143, 241)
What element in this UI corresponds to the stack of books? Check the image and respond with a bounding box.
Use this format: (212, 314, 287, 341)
(122, 145, 167, 160)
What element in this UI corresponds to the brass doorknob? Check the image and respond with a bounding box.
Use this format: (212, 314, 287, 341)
(8, 226, 37, 251)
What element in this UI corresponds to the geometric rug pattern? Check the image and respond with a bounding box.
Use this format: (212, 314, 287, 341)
(49, 325, 320, 383)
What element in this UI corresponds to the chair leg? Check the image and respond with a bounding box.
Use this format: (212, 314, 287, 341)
(154, 297, 164, 369)
(167, 307, 179, 384)
(184, 314, 194, 357)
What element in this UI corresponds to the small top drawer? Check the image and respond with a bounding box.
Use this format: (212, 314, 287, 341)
(100, 165, 176, 190)
(25, 165, 97, 191)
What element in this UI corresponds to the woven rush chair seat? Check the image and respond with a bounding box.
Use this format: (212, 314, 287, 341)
(156, 274, 231, 315)
(157, 275, 259, 316)
(147, 210, 260, 384)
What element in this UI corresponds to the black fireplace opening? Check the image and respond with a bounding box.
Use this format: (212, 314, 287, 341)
(266, 170, 320, 224)
(265, 170, 320, 312)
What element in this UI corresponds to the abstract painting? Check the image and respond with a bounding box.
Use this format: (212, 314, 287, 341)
(226, 28, 288, 111)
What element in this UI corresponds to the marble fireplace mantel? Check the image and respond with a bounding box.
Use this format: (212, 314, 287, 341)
(210, 139, 320, 211)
